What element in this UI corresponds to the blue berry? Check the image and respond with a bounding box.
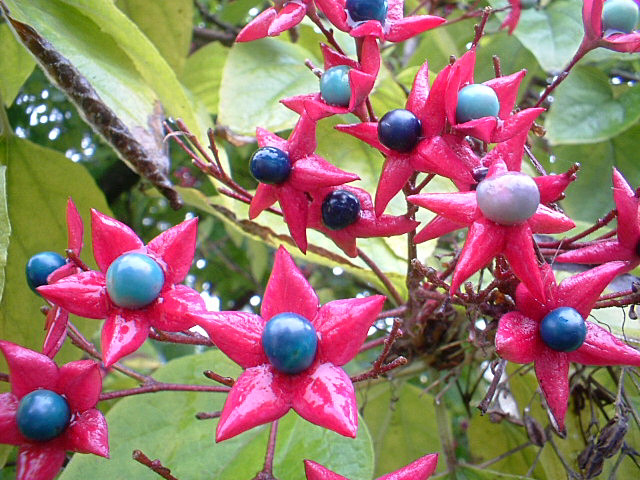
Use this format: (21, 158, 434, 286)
(249, 147, 291, 185)
(262, 312, 318, 374)
(456, 84, 500, 124)
(346, 0, 388, 23)
(106, 252, 164, 309)
(320, 66, 352, 107)
(17, 389, 71, 442)
(476, 172, 540, 225)
(602, 0, 639, 33)
(539, 307, 587, 352)
(321, 190, 361, 230)
(377, 109, 423, 153)
(26, 251, 66, 292)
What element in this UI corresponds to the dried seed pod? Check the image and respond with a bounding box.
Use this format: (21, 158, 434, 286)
(578, 442, 604, 479)
(596, 415, 628, 459)
(523, 411, 547, 447)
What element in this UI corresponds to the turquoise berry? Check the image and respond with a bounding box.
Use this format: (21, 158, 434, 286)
(346, 0, 388, 23)
(455, 84, 501, 124)
(539, 307, 587, 352)
(602, 0, 639, 33)
(262, 312, 318, 374)
(321, 189, 361, 230)
(17, 389, 71, 442)
(320, 65, 352, 107)
(106, 252, 164, 309)
(26, 251, 66, 292)
(249, 147, 291, 185)
(519, 0, 538, 9)
(476, 172, 540, 225)
(377, 109, 423, 153)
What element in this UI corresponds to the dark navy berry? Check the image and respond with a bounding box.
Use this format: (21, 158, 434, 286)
(17, 389, 71, 442)
(476, 172, 540, 225)
(456, 84, 500, 124)
(249, 147, 291, 185)
(321, 190, 361, 230)
(262, 312, 318, 374)
(346, 0, 388, 23)
(602, 0, 639, 33)
(320, 65, 352, 107)
(106, 252, 164, 309)
(377, 109, 422, 153)
(26, 251, 66, 292)
(539, 307, 587, 352)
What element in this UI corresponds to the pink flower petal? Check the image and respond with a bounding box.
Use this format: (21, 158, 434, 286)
(604, 33, 640, 52)
(535, 171, 577, 204)
(454, 117, 498, 143)
(42, 306, 68, 359)
(408, 192, 477, 225)
(612, 168, 640, 249)
(504, 223, 545, 302)
(385, 15, 446, 42)
(66, 198, 84, 255)
(348, 69, 376, 110)
(101, 311, 151, 367)
(484, 71, 526, 118)
(528, 206, 575, 234)
(375, 155, 414, 217)
(314, 0, 349, 31)
(62, 409, 110, 457)
(16, 445, 66, 480)
(555, 240, 637, 265)
(500, 1, 521, 34)
(359, 36, 381, 75)
(489, 108, 544, 143)
(56, 360, 102, 412)
(584, 0, 603, 39)
(249, 183, 278, 220)
(414, 136, 475, 184)
(387, 0, 404, 21)
(495, 312, 542, 364)
(335, 122, 389, 153)
(149, 285, 202, 332)
(515, 269, 555, 322)
(322, 43, 358, 70)
(569, 322, 640, 366)
(147, 217, 198, 284)
(288, 115, 317, 159)
(279, 184, 310, 252)
(406, 62, 430, 116)
(422, 65, 450, 137)
(0, 341, 58, 398)
(304, 460, 348, 480)
(349, 20, 385, 39)
(257, 127, 288, 151)
(289, 155, 359, 190)
(37, 271, 108, 319)
(91, 209, 143, 272)
(47, 262, 77, 285)
(379, 453, 439, 480)
(216, 365, 289, 442)
(195, 311, 267, 369)
(484, 130, 527, 171)
(414, 216, 463, 244)
(534, 351, 570, 433)
(262, 246, 319, 321)
(0, 393, 23, 445)
(315, 295, 385, 366)
(291, 362, 358, 437)
(235, 8, 277, 42)
(267, 1, 307, 37)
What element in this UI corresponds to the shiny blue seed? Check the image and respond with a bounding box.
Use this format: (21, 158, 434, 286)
(106, 252, 164, 309)
(456, 84, 500, 124)
(17, 389, 71, 442)
(262, 312, 318, 374)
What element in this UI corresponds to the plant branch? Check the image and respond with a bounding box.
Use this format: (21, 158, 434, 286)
(357, 248, 404, 306)
(99, 382, 230, 401)
(132, 450, 180, 480)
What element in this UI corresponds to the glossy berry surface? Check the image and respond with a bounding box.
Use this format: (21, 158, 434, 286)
(262, 312, 318, 374)
(249, 147, 291, 184)
(345, 0, 388, 23)
(455, 84, 500, 124)
(26, 251, 66, 291)
(321, 190, 361, 230)
(377, 109, 423, 153)
(106, 252, 164, 309)
(17, 389, 71, 442)
(320, 66, 352, 107)
(602, 0, 639, 33)
(476, 172, 540, 225)
(539, 307, 587, 352)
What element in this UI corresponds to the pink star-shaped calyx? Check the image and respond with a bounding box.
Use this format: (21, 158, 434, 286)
(556, 168, 640, 268)
(337, 62, 475, 216)
(495, 261, 640, 432)
(315, 0, 445, 42)
(444, 48, 544, 144)
(249, 114, 360, 252)
(500, 0, 525, 34)
(304, 453, 438, 479)
(307, 185, 419, 257)
(235, 0, 314, 42)
(37, 210, 205, 366)
(192, 246, 386, 441)
(0, 341, 109, 480)
(281, 36, 380, 121)
(408, 159, 575, 301)
(582, 0, 640, 52)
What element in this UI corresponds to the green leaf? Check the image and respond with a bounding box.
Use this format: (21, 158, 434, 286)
(545, 67, 640, 145)
(115, 0, 194, 76)
(180, 42, 229, 115)
(0, 166, 9, 304)
(454, 465, 536, 479)
(218, 37, 320, 135)
(408, 18, 476, 71)
(0, 136, 109, 370)
(590, 306, 640, 343)
(0, 445, 12, 471)
(0, 23, 35, 107)
(60, 350, 375, 480)
(358, 381, 444, 476)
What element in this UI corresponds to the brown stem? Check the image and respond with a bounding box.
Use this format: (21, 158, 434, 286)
(537, 209, 616, 249)
(195, 410, 222, 420)
(471, 7, 492, 48)
(478, 359, 506, 413)
(66, 250, 90, 271)
(204, 370, 236, 387)
(263, 420, 279, 476)
(99, 382, 230, 401)
(524, 145, 547, 177)
(306, 9, 345, 54)
(352, 319, 407, 382)
(0, 372, 8, 382)
(357, 248, 404, 306)
(132, 450, 180, 480)
(149, 329, 214, 346)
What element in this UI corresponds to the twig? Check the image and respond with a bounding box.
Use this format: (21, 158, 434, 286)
(132, 450, 179, 480)
(0, 372, 8, 382)
(263, 420, 279, 476)
(149, 329, 214, 346)
(204, 370, 236, 387)
(470, 7, 492, 49)
(357, 248, 404, 305)
(99, 382, 230, 401)
(474, 442, 533, 469)
(66, 249, 89, 271)
(352, 319, 407, 382)
(478, 359, 506, 413)
(195, 410, 222, 420)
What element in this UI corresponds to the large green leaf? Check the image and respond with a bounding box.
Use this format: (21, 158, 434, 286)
(115, 0, 193, 76)
(180, 42, 229, 115)
(0, 23, 35, 106)
(545, 67, 640, 145)
(0, 136, 109, 369)
(218, 37, 320, 135)
(0, 166, 9, 304)
(60, 350, 375, 480)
